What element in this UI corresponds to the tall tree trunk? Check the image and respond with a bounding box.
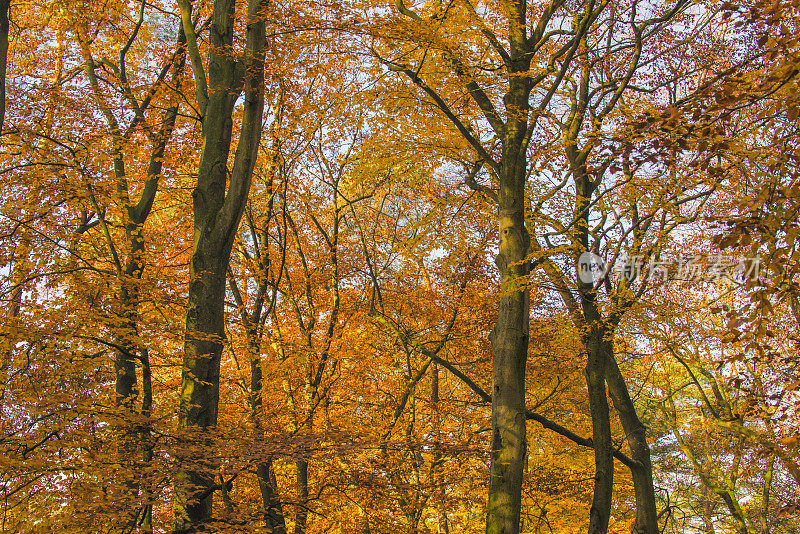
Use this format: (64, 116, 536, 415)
(257, 458, 286, 534)
(78, 21, 185, 529)
(174, 0, 268, 528)
(486, 44, 531, 531)
(487, 189, 529, 534)
(140, 348, 154, 534)
(112, 299, 141, 530)
(583, 326, 613, 534)
(249, 321, 286, 533)
(573, 147, 615, 534)
(386, 2, 592, 532)
(228, 98, 286, 532)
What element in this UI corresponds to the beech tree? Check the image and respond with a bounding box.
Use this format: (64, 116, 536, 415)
(0, 0, 193, 530)
(0, 0, 798, 533)
(523, 2, 729, 532)
(75, 14, 186, 528)
(368, 0, 725, 532)
(370, 2, 611, 530)
(173, 0, 270, 528)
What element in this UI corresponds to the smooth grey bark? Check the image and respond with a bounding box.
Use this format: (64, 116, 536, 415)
(567, 112, 659, 534)
(257, 459, 287, 534)
(113, 51, 183, 413)
(572, 156, 615, 534)
(174, 0, 268, 528)
(572, 159, 652, 533)
(562, 24, 657, 522)
(554, 42, 620, 529)
(579, 305, 656, 534)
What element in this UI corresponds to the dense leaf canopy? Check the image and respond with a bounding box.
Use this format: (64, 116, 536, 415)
(0, 0, 798, 533)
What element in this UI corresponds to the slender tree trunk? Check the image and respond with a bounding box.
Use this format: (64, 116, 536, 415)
(579, 300, 654, 534)
(573, 147, 615, 534)
(294, 458, 309, 534)
(113, 274, 143, 500)
(140, 348, 154, 534)
(293, 358, 311, 534)
(385, 1, 594, 531)
(112, 304, 141, 530)
(250, 333, 286, 533)
(78, 15, 185, 526)
(431, 364, 450, 534)
(112, 270, 153, 531)
(386, 2, 596, 532)
(584, 327, 613, 534)
(604, 352, 659, 534)
(668, 393, 749, 534)
(230, 102, 287, 532)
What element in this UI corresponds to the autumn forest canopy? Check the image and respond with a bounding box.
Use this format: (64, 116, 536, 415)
(2, 0, 800, 532)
